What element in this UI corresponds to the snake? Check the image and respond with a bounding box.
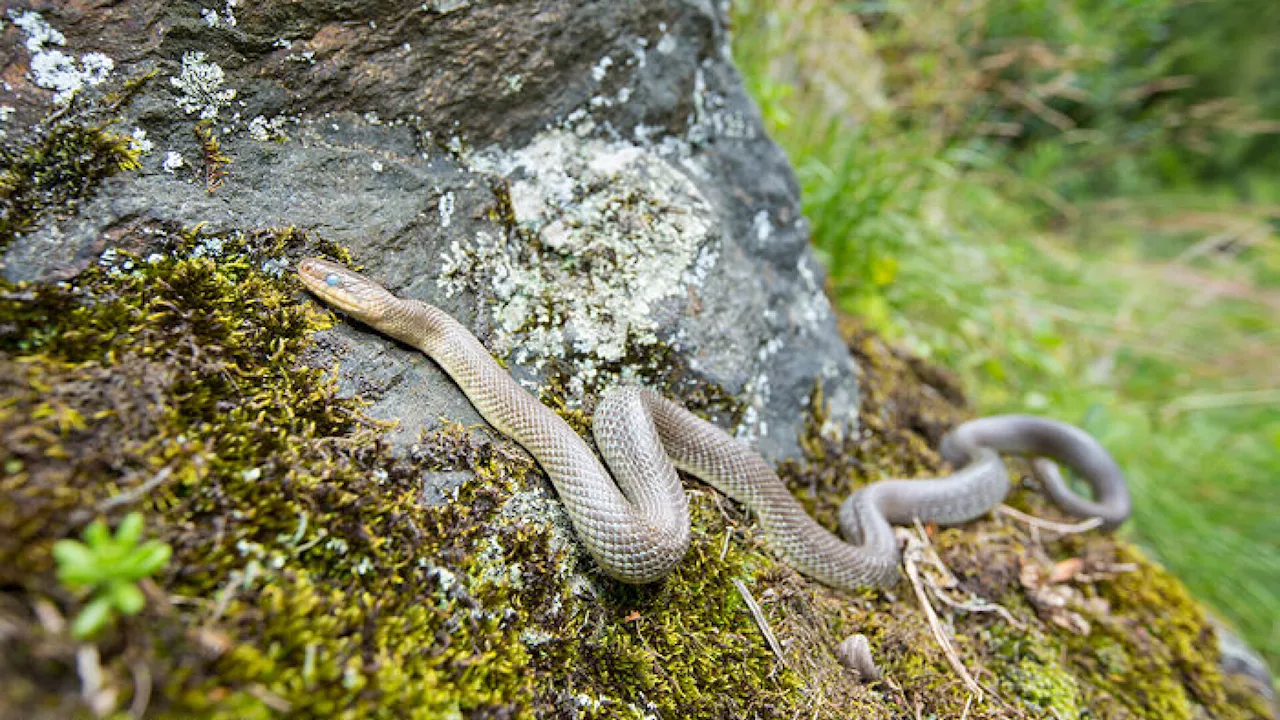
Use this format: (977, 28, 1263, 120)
(296, 257, 1130, 592)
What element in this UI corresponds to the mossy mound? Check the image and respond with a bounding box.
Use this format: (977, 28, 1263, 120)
(1, 228, 1273, 718)
(0, 227, 830, 718)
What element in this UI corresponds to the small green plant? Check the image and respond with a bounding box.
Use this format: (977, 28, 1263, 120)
(52, 512, 172, 639)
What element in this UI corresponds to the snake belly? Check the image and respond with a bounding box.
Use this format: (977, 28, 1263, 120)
(297, 257, 1130, 589)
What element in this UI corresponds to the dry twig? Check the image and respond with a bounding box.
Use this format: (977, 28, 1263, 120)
(900, 530, 985, 700)
(732, 578, 786, 665)
(997, 504, 1102, 534)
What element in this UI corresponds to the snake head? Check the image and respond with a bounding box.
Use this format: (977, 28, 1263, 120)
(296, 257, 398, 324)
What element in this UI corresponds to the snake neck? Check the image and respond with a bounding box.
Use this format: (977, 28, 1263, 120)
(378, 298, 457, 351)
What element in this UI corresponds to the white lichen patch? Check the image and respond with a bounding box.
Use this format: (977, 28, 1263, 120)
(687, 66, 755, 145)
(0, 106, 14, 139)
(162, 151, 186, 173)
(438, 191, 456, 228)
(170, 51, 237, 120)
(735, 334, 784, 442)
(9, 10, 114, 105)
(247, 114, 289, 142)
(793, 254, 834, 333)
(201, 0, 239, 29)
(751, 210, 773, 243)
(501, 73, 524, 96)
(422, 0, 469, 14)
(130, 128, 154, 154)
(442, 132, 720, 398)
(590, 55, 613, 82)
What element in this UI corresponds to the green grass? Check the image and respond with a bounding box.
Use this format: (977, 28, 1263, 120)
(734, 0, 1280, 672)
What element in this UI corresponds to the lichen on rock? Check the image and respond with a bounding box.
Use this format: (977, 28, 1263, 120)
(441, 131, 720, 400)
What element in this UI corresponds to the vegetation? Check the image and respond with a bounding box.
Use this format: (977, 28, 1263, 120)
(734, 0, 1279, 672)
(2, 227, 1266, 715)
(0, 118, 141, 251)
(52, 512, 172, 639)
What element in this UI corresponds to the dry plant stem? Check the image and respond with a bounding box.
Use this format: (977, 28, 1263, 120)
(911, 520, 1023, 628)
(77, 644, 115, 717)
(923, 571, 1025, 629)
(732, 578, 786, 665)
(912, 518, 959, 586)
(130, 661, 152, 719)
(96, 467, 173, 512)
(900, 530, 985, 700)
(1162, 387, 1280, 416)
(248, 684, 293, 713)
(997, 504, 1103, 534)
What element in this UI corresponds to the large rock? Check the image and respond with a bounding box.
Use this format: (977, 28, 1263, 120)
(1, 0, 859, 461)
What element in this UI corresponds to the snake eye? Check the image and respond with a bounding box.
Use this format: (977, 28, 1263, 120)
(325, 273, 342, 287)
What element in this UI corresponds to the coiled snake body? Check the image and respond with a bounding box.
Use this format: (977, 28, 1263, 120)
(297, 258, 1130, 591)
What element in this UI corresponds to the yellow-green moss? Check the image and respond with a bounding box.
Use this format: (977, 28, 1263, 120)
(774, 320, 1275, 719)
(1, 232, 1273, 718)
(0, 230, 852, 718)
(0, 119, 141, 251)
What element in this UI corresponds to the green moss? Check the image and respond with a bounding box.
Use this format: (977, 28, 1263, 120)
(1, 234, 1272, 718)
(1050, 542, 1260, 720)
(985, 624, 1084, 717)
(0, 230, 853, 717)
(0, 119, 141, 251)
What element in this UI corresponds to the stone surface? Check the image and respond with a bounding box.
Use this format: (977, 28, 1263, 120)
(1213, 616, 1278, 710)
(2, 0, 859, 461)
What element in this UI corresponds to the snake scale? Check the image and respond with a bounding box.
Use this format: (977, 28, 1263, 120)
(297, 257, 1130, 591)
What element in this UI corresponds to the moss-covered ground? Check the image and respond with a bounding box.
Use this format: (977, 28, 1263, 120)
(2, 212, 1271, 717)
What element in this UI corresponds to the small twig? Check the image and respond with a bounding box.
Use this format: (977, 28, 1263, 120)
(1162, 388, 1280, 416)
(997, 505, 1102, 535)
(732, 578, 785, 665)
(912, 518, 959, 586)
(961, 693, 974, 720)
(1075, 563, 1140, 583)
(208, 560, 261, 623)
(96, 467, 173, 512)
(78, 644, 116, 717)
(902, 534, 985, 700)
(910, 520, 1024, 629)
(129, 661, 152, 719)
(707, 489, 732, 522)
(720, 529, 733, 562)
(247, 684, 292, 713)
(32, 598, 65, 634)
(923, 571, 1025, 630)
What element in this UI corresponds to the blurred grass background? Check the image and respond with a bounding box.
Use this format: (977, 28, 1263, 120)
(731, 0, 1278, 672)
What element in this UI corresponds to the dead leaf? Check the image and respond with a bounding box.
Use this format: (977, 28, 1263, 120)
(1049, 557, 1084, 584)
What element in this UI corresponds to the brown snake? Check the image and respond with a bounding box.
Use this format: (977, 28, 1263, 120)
(297, 257, 1129, 591)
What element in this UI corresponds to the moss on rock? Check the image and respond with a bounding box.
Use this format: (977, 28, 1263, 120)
(0, 117, 141, 252)
(1, 231, 1273, 718)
